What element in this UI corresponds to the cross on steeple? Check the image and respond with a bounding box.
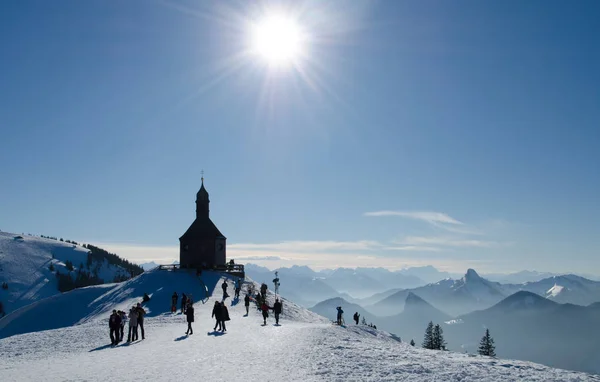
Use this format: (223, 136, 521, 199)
(201, 169, 204, 183)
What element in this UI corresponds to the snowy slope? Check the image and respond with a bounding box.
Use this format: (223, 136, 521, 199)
(1, 269, 598, 381)
(0, 231, 131, 316)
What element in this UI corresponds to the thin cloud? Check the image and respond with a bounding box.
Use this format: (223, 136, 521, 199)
(394, 236, 497, 248)
(364, 210, 464, 225)
(229, 240, 382, 252)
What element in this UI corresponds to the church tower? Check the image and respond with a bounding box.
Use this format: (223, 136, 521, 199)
(179, 176, 226, 269)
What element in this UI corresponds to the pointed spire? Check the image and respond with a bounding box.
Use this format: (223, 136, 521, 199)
(201, 169, 204, 184)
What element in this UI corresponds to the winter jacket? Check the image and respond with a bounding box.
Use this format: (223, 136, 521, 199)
(221, 305, 230, 321)
(136, 306, 146, 321)
(119, 312, 127, 326)
(186, 306, 195, 323)
(273, 301, 282, 314)
(109, 313, 121, 329)
(129, 309, 139, 326)
(212, 305, 222, 320)
(222, 282, 227, 291)
(244, 295, 250, 307)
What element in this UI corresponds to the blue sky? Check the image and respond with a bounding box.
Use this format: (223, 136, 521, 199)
(1, 0, 599, 274)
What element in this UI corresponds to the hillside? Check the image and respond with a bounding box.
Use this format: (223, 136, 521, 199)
(0, 231, 142, 316)
(1, 269, 597, 381)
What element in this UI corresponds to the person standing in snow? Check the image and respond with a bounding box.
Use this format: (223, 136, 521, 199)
(109, 310, 121, 345)
(212, 301, 222, 331)
(234, 279, 241, 299)
(260, 301, 270, 325)
(244, 294, 250, 315)
(260, 283, 268, 300)
(353, 312, 360, 325)
(136, 303, 146, 339)
(128, 306, 139, 342)
(336, 306, 344, 325)
(185, 303, 194, 335)
(119, 310, 127, 342)
(181, 293, 187, 314)
(220, 303, 229, 332)
(221, 280, 228, 299)
(273, 299, 282, 325)
(171, 292, 178, 313)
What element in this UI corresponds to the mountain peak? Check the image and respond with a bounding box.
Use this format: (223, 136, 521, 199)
(405, 292, 426, 305)
(465, 268, 481, 281)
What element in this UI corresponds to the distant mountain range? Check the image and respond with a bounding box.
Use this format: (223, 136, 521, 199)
(445, 291, 600, 374)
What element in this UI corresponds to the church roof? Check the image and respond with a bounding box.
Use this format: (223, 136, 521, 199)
(179, 217, 226, 241)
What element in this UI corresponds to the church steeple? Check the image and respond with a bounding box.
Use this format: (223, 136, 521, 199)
(196, 175, 209, 218)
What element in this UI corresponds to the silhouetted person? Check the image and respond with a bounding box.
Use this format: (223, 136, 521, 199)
(234, 279, 241, 299)
(109, 310, 121, 345)
(244, 294, 250, 315)
(221, 303, 229, 332)
(181, 293, 188, 314)
(136, 303, 146, 339)
(222, 281, 228, 299)
(119, 310, 127, 341)
(353, 312, 360, 325)
(186, 304, 194, 335)
(128, 306, 138, 342)
(212, 301, 222, 331)
(260, 283, 268, 300)
(261, 302, 270, 325)
(336, 306, 344, 325)
(171, 292, 178, 313)
(273, 299, 282, 325)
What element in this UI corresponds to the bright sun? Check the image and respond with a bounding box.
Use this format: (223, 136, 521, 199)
(250, 13, 305, 67)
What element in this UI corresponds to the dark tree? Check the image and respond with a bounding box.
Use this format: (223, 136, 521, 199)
(49, 263, 55, 272)
(478, 328, 496, 357)
(432, 324, 447, 350)
(65, 260, 74, 272)
(410, 339, 415, 346)
(422, 321, 434, 349)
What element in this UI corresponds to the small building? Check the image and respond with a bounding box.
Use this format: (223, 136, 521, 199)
(179, 178, 226, 269)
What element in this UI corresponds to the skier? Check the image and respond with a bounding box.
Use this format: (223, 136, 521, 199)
(135, 303, 146, 339)
(220, 303, 230, 332)
(273, 299, 282, 325)
(336, 306, 344, 325)
(260, 301, 270, 325)
(353, 312, 360, 325)
(171, 292, 178, 313)
(109, 310, 121, 346)
(128, 306, 139, 342)
(181, 293, 188, 314)
(119, 310, 127, 342)
(244, 294, 250, 315)
(185, 303, 194, 335)
(212, 301, 222, 331)
(222, 280, 229, 299)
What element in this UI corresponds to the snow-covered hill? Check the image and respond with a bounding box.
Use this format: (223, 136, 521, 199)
(1, 269, 597, 381)
(0, 231, 134, 316)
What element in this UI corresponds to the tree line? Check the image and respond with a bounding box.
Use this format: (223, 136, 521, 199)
(410, 321, 496, 357)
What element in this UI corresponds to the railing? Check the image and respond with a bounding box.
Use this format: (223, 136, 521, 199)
(158, 264, 181, 271)
(157, 263, 244, 277)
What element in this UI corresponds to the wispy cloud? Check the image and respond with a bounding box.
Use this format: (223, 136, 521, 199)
(228, 240, 382, 252)
(364, 210, 464, 225)
(394, 236, 497, 248)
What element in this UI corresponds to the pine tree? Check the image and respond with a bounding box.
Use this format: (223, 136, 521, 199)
(432, 324, 447, 350)
(49, 262, 55, 272)
(478, 328, 496, 357)
(422, 321, 434, 349)
(410, 339, 415, 346)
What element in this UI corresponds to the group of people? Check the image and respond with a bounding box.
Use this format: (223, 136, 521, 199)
(107, 279, 285, 344)
(108, 303, 146, 346)
(211, 301, 230, 332)
(220, 278, 242, 300)
(171, 292, 194, 314)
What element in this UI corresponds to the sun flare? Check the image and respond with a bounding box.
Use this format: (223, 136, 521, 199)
(250, 13, 305, 67)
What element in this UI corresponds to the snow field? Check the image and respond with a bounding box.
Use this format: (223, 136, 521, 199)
(1, 269, 598, 381)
